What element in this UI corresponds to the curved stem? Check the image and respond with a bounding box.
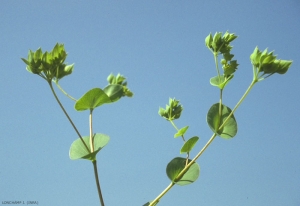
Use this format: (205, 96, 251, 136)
(48, 81, 90, 153)
(92, 160, 105, 206)
(54, 81, 77, 101)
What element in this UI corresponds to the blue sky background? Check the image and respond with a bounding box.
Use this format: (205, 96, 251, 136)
(1, 1, 299, 206)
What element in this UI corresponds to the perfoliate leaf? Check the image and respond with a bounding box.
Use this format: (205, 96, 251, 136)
(207, 103, 237, 139)
(166, 157, 200, 186)
(69, 133, 110, 161)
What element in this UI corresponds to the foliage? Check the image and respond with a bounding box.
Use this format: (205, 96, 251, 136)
(22, 31, 292, 206)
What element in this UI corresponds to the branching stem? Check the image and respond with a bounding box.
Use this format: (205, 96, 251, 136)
(150, 79, 257, 205)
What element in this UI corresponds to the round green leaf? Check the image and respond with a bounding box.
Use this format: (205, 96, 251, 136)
(75, 88, 112, 111)
(166, 157, 200, 186)
(103, 84, 123, 102)
(180, 136, 199, 154)
(207, 103, 237, 139)
(69, 133, 110, 161)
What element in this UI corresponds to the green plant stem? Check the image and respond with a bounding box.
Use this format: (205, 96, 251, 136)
(214, 53, 221, 81)
(48, 81, 90, 153)
(89, 110, 94, 153)
(149, 182, 175, 206)
(92, 160, 105, 206)
(169, 120, 179, 131)
(218, 89, 223, 129)
(219, 79, 257, 131)
(54, 81, 77, 101)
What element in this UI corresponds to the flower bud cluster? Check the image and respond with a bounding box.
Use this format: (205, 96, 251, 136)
(21, 43, 73, 82)
(250, 47, 292, 77)
(159, 98, 183, 121)
(205, 31, 239, 77)
(205, 31, 237, 54)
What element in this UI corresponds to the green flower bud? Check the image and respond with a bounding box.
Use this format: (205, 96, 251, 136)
(223, 31, 238, 44)
(250, 47, 261, 67)
(21, 48, 44, 74)
(276, 60, 292, 74)
(211, 32, 223, 52)
(205, 33, 213, 49)
(55, 64, 74, 80)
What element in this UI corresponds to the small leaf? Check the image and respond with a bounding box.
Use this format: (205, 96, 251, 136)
(166, 157, 200, 186)
(207, 103, 237, 139)
(174, 126, 189, 138)
(69, 133, 110, 161)
(75, 88, 111, 111)
(56, 64, 74, 80)
(180, 136, 199, 154)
